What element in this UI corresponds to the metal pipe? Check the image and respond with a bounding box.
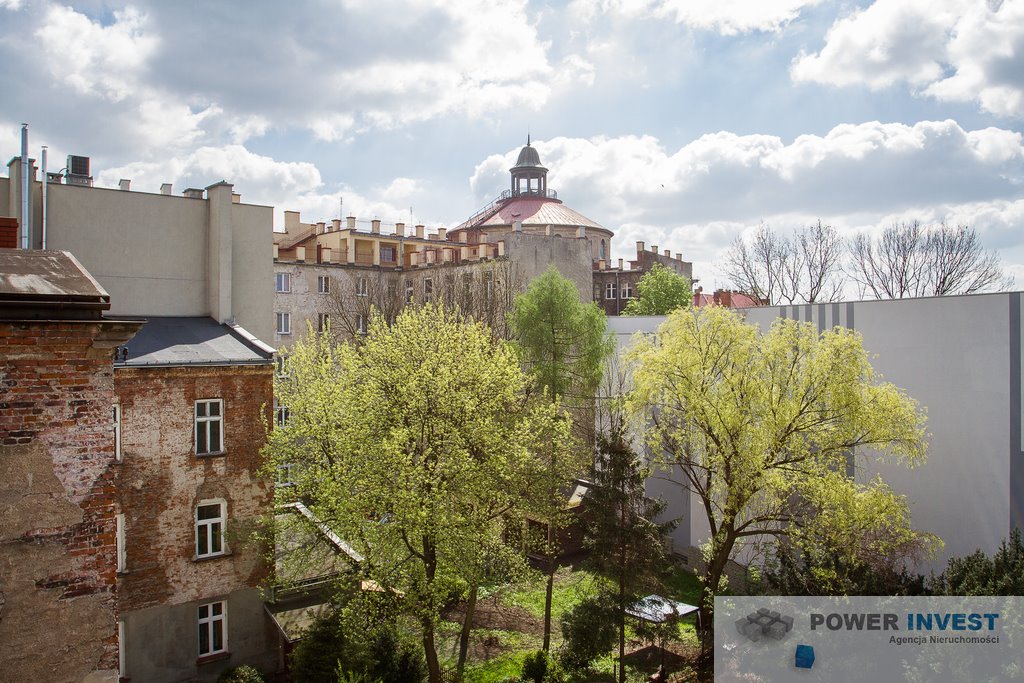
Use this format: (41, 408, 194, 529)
(41, 146, 47, 249)
(20, 123, 29, 249)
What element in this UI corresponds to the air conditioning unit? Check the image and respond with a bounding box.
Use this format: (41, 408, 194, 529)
(66, 154, 93, 187)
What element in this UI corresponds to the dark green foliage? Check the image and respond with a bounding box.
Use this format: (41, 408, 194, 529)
(521, 649, 564, 683)
(758, 544, 927, 596)
(558, 596, 617, 671)
(217, 665, 265, 683)
(289, 605, 426, 683)
(930, 528, 1024, 596)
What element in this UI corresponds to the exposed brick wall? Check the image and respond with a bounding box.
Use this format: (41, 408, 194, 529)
(0, 319, 139, 682)
(114, 364, 273, 613)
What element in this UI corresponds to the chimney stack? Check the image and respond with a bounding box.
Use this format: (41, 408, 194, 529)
(160, 183, 172, 195)
(618, 258, 624, 270)
(437, 228, 447, 241)
(371, 219, 381, 234)
(636, 241, 645, 255)
(118, 179, 131, 191)
(416, 224, 425, 239)
(346, 215, 356, 230)
(395, 222, 405, 236)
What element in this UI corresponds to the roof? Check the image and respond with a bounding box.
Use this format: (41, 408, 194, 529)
(0, 249, 111, 319)
(118, 316, 274, 366)
(477, 197, 606, 231)
(626, 594, 699, 623)
(512, 142, 546, 170)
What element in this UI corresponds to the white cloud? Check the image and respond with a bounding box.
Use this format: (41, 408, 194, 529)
(470, 123, 1024, 288)
(570, 0, 822, 34)
(792, 0, 1024, 117)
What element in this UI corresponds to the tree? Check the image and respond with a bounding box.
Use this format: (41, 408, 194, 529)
(720, 221, 843, 305)
(930, 529, 1024, 596)
(583, 432, 676, 683)
(508, 266, 615, 651)
(266, 305, 562, 683)
(625, 306, 933, 675)
(622, 263, 693, 316)
(848, 221, 1011, 299)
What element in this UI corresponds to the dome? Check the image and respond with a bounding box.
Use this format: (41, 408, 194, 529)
(513, 142, 544, 169)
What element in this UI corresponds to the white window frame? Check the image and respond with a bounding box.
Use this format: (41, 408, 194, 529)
(356, 276, 368, 297)
(197, 600, 227, 657)
(275, 312, 291, 335)
(113, 403, 122, 462)
(356, 313, 368, 336)
(274, 399, 289, 430)
(277, 461, 296, 487)
(116, 512, 126, 573)
(275, 272, 291, 293)
(621, 283, 633, 299)
(194, 399, 224, 456)
(195, 499, 227, 559)
(605, 282, 617, 300)
(317, 275, 330, 294)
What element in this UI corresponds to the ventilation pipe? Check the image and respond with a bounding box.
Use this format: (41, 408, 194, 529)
(20, 124, 29, 249)
(41, 146, 48, 249)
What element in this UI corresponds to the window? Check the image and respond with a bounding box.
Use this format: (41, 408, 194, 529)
(484, 271, 494, 301)
(276, 312, 291, 335)
(317, 313, 330, 332)
(317, 275, 330, 294)
(599, 239, 607, 260)
(277, 461, 296, 487)
(621, 282, 633, 299)
(198, 601, 227, 657)
(356, 277, 368, 297)
(275, 354, 288, 377)
(405, 278, 413, 302)
(605, 282, 617, 300)
(195, 399, 223, 455)
(424, 278, 433, 303)
(275, 272, 291, 293)
(274, 399, 289, 430)
(356, 314, 368, 336)
(380, 245, 396, 263)
(195, 500, 226, 558)
(113, 403, 121, 462)
(116, 512, 126, 573)
(593, 285, 601, 302)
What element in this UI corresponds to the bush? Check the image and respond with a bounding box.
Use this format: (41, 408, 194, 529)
(930, 529, 1024, 595)
(521, 650, 564, 683)
(217, 666, 265, 683)
(558, 597, 617, 671)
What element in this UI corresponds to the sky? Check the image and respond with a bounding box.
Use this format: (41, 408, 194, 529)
(1, 0, 1022, 291)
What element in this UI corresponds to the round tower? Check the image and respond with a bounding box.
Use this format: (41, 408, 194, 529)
(509, 137, 548, 197)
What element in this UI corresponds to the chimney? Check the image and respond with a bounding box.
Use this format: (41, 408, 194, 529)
(346, 215, 356, 230)
(316, 221, 325, 234)
(285, 211, 300, 234)
(160, 183, 172, 195)
(438, 228, 447, 241)
(395, 222, 405, 236)
(183, 188, 204, 199)
(371, 219, 381, 234)
(651, 244, 658, 253)
(232, 192, 241, 204)
(676, 253, 682, 261)
(618, 258, 624, 270)
(664, 249, 671, 257)
(118, 179, 131, 191)
(331, 219, 341, 231)
(416, 224, 425, 239)
(636, 241, 645, 255)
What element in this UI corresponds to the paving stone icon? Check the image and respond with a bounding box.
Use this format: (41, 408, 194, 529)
(735, 607, 794, 642)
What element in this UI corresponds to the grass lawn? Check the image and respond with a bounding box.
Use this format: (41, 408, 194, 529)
(440, 561, 702, 683)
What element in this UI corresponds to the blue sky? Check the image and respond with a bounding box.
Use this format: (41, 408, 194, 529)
(1, 0, 1022, 290)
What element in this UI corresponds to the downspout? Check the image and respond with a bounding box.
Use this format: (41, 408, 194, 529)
(20, 123, 29, 249)
(41, 146, 47, 249)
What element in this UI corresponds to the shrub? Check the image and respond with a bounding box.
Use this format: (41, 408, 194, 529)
(216, 665, 265, 683)
(521, 650, 564, 683)
(558, 597, 616, 671)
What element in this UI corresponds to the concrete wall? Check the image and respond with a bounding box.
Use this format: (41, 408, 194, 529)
(609, 293, 1020, 571)
(0, 318, 139, 683)
(115, 364, 275, 682)
(1, 163, 274, 343)
(122, 588, 277, 683)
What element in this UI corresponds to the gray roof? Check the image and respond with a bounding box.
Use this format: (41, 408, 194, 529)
(0, 250, 111, 320)
(119, 316, 273, 366)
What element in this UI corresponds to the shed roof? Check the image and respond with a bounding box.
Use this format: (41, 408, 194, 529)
(118, 316, 273, 366)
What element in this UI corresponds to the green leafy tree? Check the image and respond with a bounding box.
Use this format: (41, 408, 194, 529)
(267, 305, 562, 683)
(622, 263, 693, 316)
(559, 595, 618, 671)
(626, 306, 935, 675)
(509, 266, 615, 650)
(584, 432, 676, 683)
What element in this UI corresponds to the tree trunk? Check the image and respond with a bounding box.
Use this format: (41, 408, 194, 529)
(618, 571, 626, 683)
(696, 539, 734, 683)
(422, 535, 443, 683)
(422, 620, 443, 683)
(542, 555, 555, 651)
(457, 582, 479, 675)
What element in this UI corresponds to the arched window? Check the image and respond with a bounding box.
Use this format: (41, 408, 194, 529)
(599, 239, 606, 260)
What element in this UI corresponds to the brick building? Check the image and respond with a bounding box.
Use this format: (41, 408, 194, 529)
(114, 317, 276, 681)
(0, 250, 140, 683)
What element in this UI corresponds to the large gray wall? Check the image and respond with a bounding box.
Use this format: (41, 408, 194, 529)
(610, 292, 1022, 570)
